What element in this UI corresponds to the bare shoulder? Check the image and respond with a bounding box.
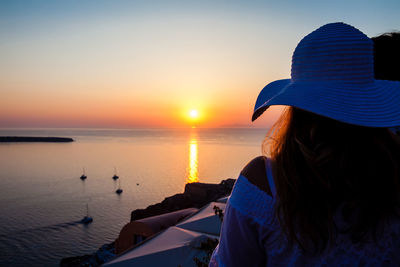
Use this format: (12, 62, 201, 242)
(240, 156, 272, 196)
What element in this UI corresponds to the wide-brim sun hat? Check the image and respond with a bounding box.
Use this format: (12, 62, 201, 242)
(252, 22, 400, 127)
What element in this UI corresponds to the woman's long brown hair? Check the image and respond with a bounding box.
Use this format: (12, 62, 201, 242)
(264, 107, 400, 254)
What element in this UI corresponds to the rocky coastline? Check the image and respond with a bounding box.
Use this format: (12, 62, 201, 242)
(130, 178, 235, 221)
(60, 178, 235, 267)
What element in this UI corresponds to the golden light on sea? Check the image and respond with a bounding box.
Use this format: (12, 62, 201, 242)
(186, 138, 199, 183)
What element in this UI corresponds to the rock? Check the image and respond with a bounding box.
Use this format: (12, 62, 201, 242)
(59, 255, 96, 267)
(59, 242, 115, 267)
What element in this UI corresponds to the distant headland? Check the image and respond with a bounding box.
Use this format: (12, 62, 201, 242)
(0, 136, 74, 143)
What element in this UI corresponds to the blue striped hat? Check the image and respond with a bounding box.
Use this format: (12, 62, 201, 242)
(252, 22, 400, 127)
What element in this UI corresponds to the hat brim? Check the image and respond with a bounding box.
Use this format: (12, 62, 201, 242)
(252, 79, 400, 127)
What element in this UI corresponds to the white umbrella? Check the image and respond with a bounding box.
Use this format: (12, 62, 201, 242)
(104, 226, 218, 267)
(176, 202, 226, 236)
(216, 196, 229, 203)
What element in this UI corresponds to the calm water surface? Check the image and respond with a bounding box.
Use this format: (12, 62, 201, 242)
(0, 128, 267, 266)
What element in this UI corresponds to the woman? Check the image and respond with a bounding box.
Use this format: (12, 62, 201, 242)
(210, 23, 400, 266)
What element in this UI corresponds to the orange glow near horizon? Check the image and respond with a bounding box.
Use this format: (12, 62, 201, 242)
(0, 94, 285, 128)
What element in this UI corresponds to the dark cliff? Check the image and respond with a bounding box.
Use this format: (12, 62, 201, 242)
(131, 178, 235, 221)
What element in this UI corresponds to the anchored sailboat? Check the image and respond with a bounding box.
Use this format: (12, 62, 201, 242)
(112, 167, 119, 180)
(80, 168, 87, 180)
(116, 179, 123, 194)
(81, 204, 93, 224)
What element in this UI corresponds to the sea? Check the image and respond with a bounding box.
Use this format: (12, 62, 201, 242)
(0, 128, 268, 266)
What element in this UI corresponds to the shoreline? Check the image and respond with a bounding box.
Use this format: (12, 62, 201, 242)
(60, 178, 235, 267)
(0, 136, 74, 142)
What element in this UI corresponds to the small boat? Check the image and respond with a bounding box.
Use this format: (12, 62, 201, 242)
(80, 168, 87, 180)
(116, 179, 123, 194)
(81, 204, 93, 224)
(112, 167, 119, 180)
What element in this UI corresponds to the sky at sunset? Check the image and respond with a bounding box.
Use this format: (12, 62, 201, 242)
(1, 0, 399, 128)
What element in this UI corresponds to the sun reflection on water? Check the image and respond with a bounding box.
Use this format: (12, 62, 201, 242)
(186, 138, 199, 183)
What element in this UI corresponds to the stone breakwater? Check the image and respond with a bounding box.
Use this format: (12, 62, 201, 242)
(60, 178, 236, 267)
(0, 136, 74, 142)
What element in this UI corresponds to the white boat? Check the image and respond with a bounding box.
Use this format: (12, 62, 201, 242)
(81, 204, 93, 224)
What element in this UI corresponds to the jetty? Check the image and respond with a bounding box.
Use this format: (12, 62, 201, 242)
(0, 136, 74, 143)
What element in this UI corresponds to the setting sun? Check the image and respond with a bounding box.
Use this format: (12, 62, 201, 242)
(189, 109, 199, 119)
(183, 109, 202, 127)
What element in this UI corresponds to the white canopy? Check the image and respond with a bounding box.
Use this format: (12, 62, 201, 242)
(216, 196, 229, 203)
(176, 202, 226, 236)
(104, 226, 218, 267)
